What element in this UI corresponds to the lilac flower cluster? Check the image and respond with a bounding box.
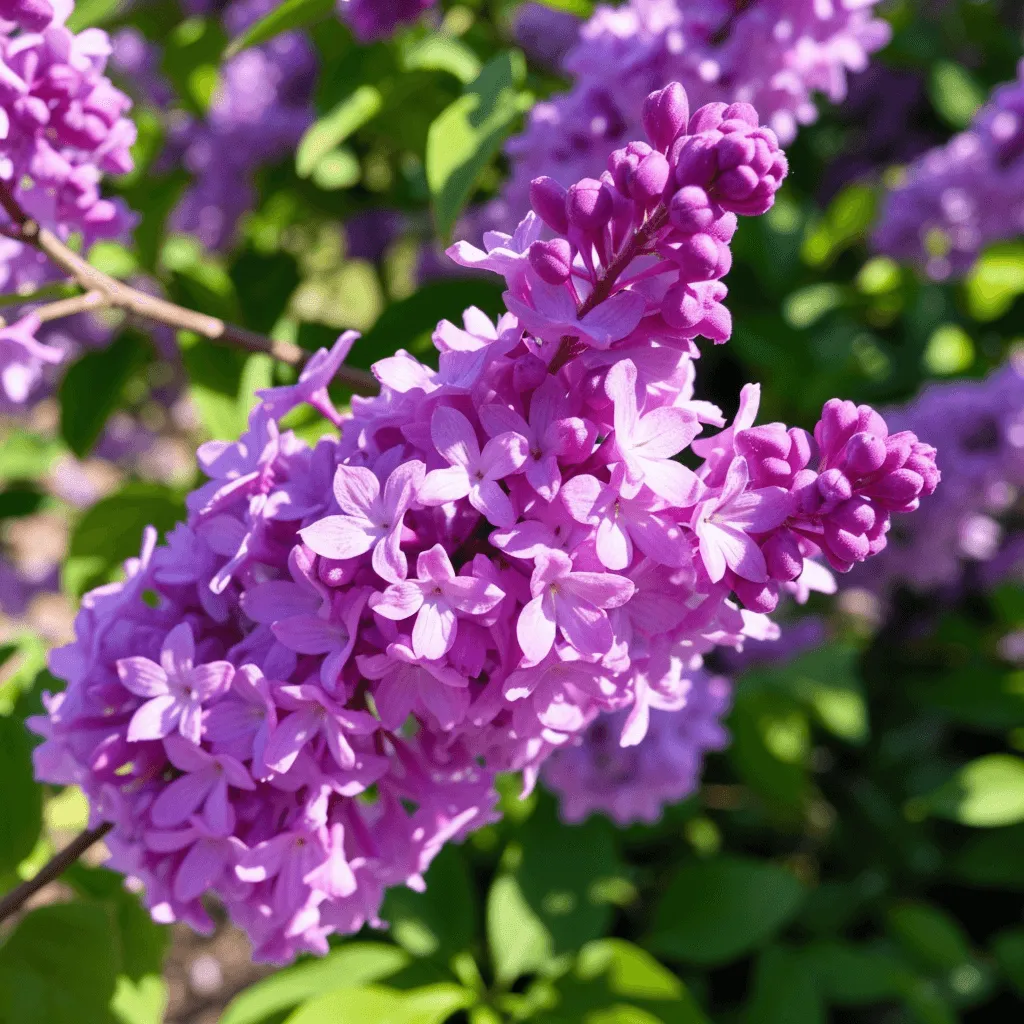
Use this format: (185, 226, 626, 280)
(503, 0, 890, 215)
(851, 354, 1023, 599)
(336, 0, 436, 41)
(542, 664, 731, 825)
(168, 0, 316, 249)
(0, 0, 136, 402)
(32, 84, 937, 961)
(874, 61, 1024, 280)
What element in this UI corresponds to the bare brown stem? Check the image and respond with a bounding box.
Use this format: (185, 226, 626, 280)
(31, 290, 110, 324)
(0, 183, 377, 394)
(0, 823, 113, 925)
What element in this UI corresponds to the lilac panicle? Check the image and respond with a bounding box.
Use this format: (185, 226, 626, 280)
(502, 0, 891, 217)
(875, 60, 1024, 280)
(32, 82, 937, 963)
(0, 1, 136, 373)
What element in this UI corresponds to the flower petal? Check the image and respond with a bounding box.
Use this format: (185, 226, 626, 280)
(517, 594, 556, 665)
(300, 515, 377, 559)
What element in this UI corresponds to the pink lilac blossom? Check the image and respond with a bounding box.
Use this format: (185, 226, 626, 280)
(0, 0, 135, 403)
(874, 61, 1024, 280)
(542, 664, 731, 825)
(32, 83, 937, 962)
(502, 0, 891, 216)
(337, 0, 436, 41)
(849, 354, 1023, 599)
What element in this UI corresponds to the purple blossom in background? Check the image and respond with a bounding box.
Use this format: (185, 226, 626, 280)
(850, 355, 1024, 599)
(168, 0, 316, 249)
(502, 0, 891, 216)
(0, 2, 136, 306)
(32, 82, 938, 963)
(875, 61, 1024, 280)
(542, 666, 732, 825)
(337, 0, 436, 42)
(0, 315, 64, 410)
(513, 2, 581, 70)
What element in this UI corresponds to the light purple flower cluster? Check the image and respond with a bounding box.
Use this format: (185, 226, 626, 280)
(168, 0, 316, 249)
(32, 84, 937, 961)
(851, 354, 1023, 598)
(542, 664, 731, 825)
(0, 0, 136, 402)
(336, 0, 436, 41)
(874, 61, 1024, 280)
(503, 0, 890, 215)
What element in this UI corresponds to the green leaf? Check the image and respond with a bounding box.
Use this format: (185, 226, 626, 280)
(648, 857, 805, 964)
(382, 844, 476, 960)
(801, 941, 908, 1005)
(402, 36, 482, 85)
(0, 712, 43, 875)
(515, 804, 625, 955)
(426, 51, 529, 241)
(179, 332, 250, 439)
(286, 983, 470, 1024)
(913, 754, 1024, 828)
(528, 0, 594, 13)
(0, 429, 64, 482)
(0, 632, 48, 716)
(297, 85, 384, 178)
(222, 944, 409, 1024)
(745, 947, 825, 1024)
(0, 903, 120, 1024)
(964, 242, 1024, 322)
(226, 0, 334, 57)
(59, 331, 152, 458)
(65, 0, 125, 31)
(887, 903, 973, 972)
(537, 940, 707, 1024)
(784, 645, 869, 744)
(487, 874, 553, 986)
(954, 826, 1024, 889)
(63, 483, 186, 598)
(928, 61, 986, 129)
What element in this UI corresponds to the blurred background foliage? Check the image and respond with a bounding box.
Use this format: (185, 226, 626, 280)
(1, 0, 1023, 1022)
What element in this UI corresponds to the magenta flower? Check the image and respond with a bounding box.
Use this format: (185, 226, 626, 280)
(271, 589, 369, 693)
(418, 406, 528, 528)
(263, 685, 379, 774)
(561, 470, 691, 571)
(145, 823, 242, 904)
(606, 360, 703, 505)
(691, 457, 792, 583)
(369, 544, 504, 660)
(0, 314, 64, 406)
(256, 332, 358, 424)
(481, 376, 594, 500)
(299, 461, 424, 583)
(517, 550, 635, 664)
(149, 736, 254, 835)
(204, 665, 278, 779)
(117, 623, 234, 744)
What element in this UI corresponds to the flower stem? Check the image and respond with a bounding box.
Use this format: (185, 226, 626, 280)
(0, 183, 377, 394)
(0, 823, 113, 925)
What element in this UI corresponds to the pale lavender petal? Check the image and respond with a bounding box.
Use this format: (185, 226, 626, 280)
(413, 599, 455, 661)
(416, 543, 455, 583)
(726, 486, 793, 532)
(632, 407, 701, 458)
(189, 661, 234, 700)
(263, 709, 320, 773)
(272, 616, 345, 654)
(563, 571, 635, 609)
(332, 465, 380, 518)
(595, 517, 632, 571)
(479, 432, 529, 481)
(560, 475, 607, 524)
(370, 582, 425, 621)
(469, 479, 516, 528)
(579, 289, 647, 346)
(443, 576, 503, 615)
(325, 719, 357, 770)
(127, 695, 181, 742)
(241, 581, 320, 623)
(151, 770, 216, 828)
(556, 594, 613, 655)
(517, 594, 556, 664)
(203, 776, 235, 835)
(641, 458, 703, 506)
(480, 404, 531, 440)
(116, 657, 169, 698)
(431, 406, 479, 468)
(630, 514, 690, 568)
(300, 515, 377, 559)
(418, 467, 471, 506)
(161, 622, 195, 674)
(372, 527, 408, 584)
(179, 699, 205, 744)
(175, 840, 225, 902)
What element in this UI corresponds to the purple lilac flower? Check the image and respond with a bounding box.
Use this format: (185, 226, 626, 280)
(0, 315, 64, 409)
(850, 355, 1023, 599)
(514, 2, 581, 70)
(32, 83, 938, 963)
(874, 61, 1024, 279)
(336, 0, 436, 41)
(502, 0, 891, 216)
(0, 4, 136, 310)
(169, 0, 316, 249)
(542, 665, 732, 825)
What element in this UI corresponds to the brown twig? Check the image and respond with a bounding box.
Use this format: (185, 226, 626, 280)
(0, 823, 113, 925)
(31, 290, 111, 323)
(0, 182, 377, 394)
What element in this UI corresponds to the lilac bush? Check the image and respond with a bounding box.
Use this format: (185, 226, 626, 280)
(336, 0, 437, 41)
(875, 60, 1024, 279)
(30, 83, 939, 960)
